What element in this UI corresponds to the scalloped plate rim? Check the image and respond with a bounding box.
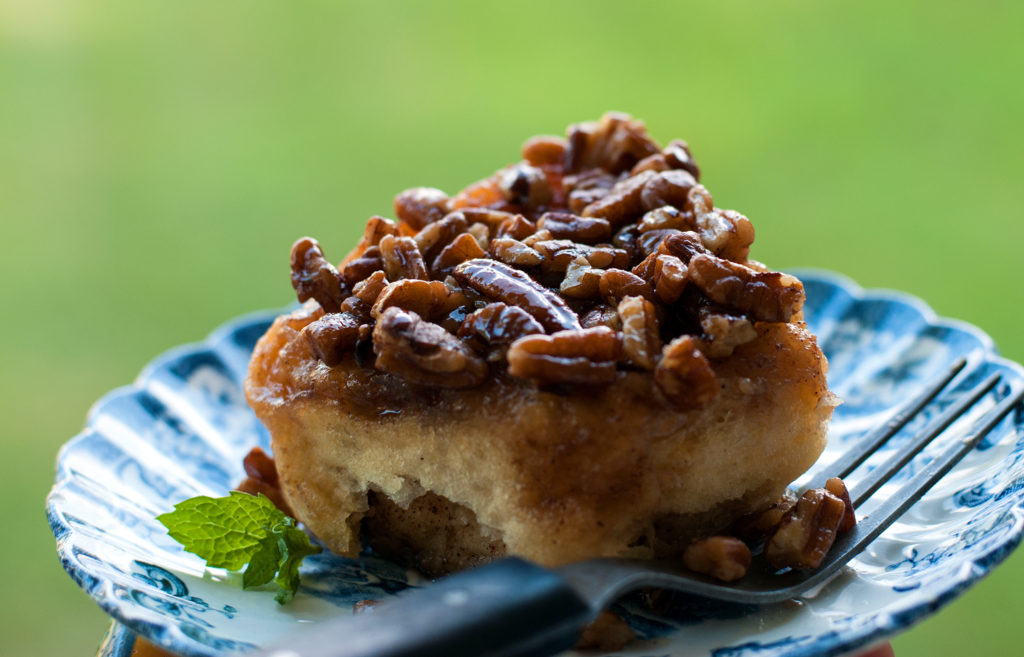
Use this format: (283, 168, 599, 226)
(48, 270, 1024, 657)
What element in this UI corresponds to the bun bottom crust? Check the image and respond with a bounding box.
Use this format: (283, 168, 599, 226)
(245, 305, 835, 575)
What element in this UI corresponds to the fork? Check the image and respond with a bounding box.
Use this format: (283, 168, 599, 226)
(244, 358, 1024, 657)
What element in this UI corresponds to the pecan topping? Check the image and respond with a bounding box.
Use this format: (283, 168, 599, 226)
(825, 477, 857, 534)
(638, 205, 696, 234)
(699, 309, 757, 359)
(394, 187, 450, 231)
(303, 312, 361, 366)
(488, 237, 544, 268)
(732, 491, 798, 542)
(414, 212, 469, 264)
(236, 447, 293, 517)
(507, 327, 621, 386)
(765, 487, 846, 570)
(290, 237, 346, 313)
(682, 536, 752, 582)
(599, 268, 654, 304)
(559, 257, 603, 299)
(521, 135, 566, 167)
(372, 307, 488, 388)
(452, 259, 581, 332)
(342, 245, 384, 287)
(370, 279, 453, 322)
(496, 214, 537, 240)
(564, 112, 660, 174)
(432, 232, 487, 278)
(379, 234, 429, 281)
(655, 336, 718, 409)
(696, 208, 755, 262)
(640, 169, 698, 212)
(499, 163, 552, 209)
(580, 304, 621, 330)
(362, 215, 399, 247)
(618, 295, 661, 370)
(652, 254, 688, 304)
(536, 211, 612, 244)
(581, 169, 657, 228)
(688, 254, 804, 323)
(280, 116, 815, 399)
(457, 302, 544, 361)
(663, 139, 701, 179)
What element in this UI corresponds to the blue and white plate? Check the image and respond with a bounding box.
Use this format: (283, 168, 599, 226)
(50, 271, 1024, 657)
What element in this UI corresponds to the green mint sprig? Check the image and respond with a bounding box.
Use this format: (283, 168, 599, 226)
(157, 491, 321, 604)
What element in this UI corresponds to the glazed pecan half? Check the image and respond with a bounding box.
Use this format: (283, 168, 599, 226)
(372, 307, 488, 388)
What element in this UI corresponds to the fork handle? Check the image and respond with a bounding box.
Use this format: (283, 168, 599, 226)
(241, 558, 593, 657)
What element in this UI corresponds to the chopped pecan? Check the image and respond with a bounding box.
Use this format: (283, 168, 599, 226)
(699, 309, 758, 358)
(635, 227, 684, 260)
(685, 184, 714, 216)
(453, 258, 580, 332)
(564, 112, 660, 174)
(581, 169, 657, 228)
(489, 237, 544, 268)
(302, 312, 361, 366)
(564, 168, 618, 214)
(640, 169, 698, 212)
(658, 231, 710, 263)
(451, 175, 510, 212)
(580, 304, 621, 330)
(696, 208, 755, 262)
(611, 224, 640, 262)
(765, 487, 846, 570)
(466, 222, 491, 248)
(414, 212, 469, 264)
(617, 295, 661, 370)
(236, 446, 293, 517)
(559, 257, 604, 299)
(460, 207, 518, 235)
(575, 611, 635, 652)
(682, 536, 752, 582)
(432, 232, 487, 278)
(638, 205, 696, 233)
(496, 214, 537, 241)
(521, 135, 566, 167)
(370, 279, 453, 321)
(290, 237, 346, 313)
(536, 211, 612, 244)
(630, 152, 671, 176)
(379, 234, 429, 281)
(663, 139, 700, 180)
(507, 327, 621, 386)
(732, 491, 798, 542)
(342, 245, 383, 286)
(533, 239, 629, 274)
(825, 477, 857, 534)
(394, 187, 450, 231)
(457, 302, 544, 361)
(521, 228, 554, 247)
(362, 215, 399, 247)
(688, 254, 804, 322)
(653, 254, 688, 303)
(499, 163, 552, 209)
(372, 307, 488, 388)
(655, 336, 719, 409)
(599, 268, 654, 304)
(340, 270, 390, 321)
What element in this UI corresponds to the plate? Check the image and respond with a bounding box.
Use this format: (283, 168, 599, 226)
(49, 270, 1024, 657)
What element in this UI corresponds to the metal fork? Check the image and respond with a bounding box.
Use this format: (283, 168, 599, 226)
(244, 358, 1024, 657)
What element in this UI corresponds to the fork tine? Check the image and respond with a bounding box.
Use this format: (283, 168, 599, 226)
(804, 358, 968, 492)
(815, 384, 1024, 577)
(849, 372, 1002, 507)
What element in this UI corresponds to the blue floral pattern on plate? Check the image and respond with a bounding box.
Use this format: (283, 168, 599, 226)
(50, 271, 1024, 657)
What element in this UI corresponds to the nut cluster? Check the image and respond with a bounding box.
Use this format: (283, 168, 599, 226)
(288, 113, 805, 407)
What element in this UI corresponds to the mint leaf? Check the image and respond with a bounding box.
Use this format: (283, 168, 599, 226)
(273, 525, 323, 604)
(157, 492, 321, 604)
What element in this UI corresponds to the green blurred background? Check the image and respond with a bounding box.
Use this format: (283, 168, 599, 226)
(2, 1, 1022, 655)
